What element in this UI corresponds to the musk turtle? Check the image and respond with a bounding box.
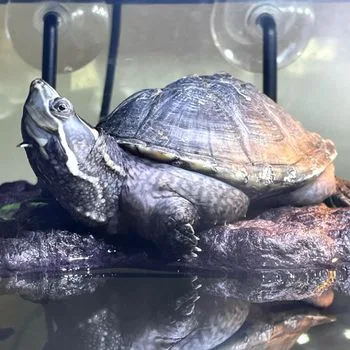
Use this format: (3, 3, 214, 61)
(20, 74, 347, 260)
(102, 73, 338, 205)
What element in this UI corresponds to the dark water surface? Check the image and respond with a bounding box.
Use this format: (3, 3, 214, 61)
(0, 269, 350, 350)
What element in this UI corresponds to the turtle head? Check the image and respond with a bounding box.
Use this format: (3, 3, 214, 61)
(21, 79, 123, 227)
(22, 79, 98, 164)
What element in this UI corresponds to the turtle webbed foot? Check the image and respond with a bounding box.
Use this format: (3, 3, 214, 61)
(157, 222, 202, 261)
(149, 198, 202, 260)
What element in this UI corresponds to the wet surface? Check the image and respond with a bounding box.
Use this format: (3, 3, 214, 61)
(1, 270, 350, 350)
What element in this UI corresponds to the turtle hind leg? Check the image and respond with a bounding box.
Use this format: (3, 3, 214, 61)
(257, 164, 337, 209)
(325, 176, 350, 208)
(305, 289, 335, 308)
(286, 164, 337, 206)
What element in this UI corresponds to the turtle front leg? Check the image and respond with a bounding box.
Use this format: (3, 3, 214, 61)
(122, 162, 249, 260)
(149, 197, 201, 260)
(326, 176, 350, 208)
(143, 174, 249, 260)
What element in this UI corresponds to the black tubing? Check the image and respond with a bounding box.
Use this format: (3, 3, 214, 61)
(100, 3, 122, 120)
(258, 13, 277, 102)
(42, 11, 59, 88)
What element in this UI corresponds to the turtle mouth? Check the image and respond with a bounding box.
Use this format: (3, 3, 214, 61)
(23, 113, 51, 147)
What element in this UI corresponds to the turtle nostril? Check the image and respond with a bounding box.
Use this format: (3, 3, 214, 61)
(30, 79, 44, 90)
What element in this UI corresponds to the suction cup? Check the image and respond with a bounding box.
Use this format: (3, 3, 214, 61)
(210, 1, 315, 72)
(5, 1, 110, 73)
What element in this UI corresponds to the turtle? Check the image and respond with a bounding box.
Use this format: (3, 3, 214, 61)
(20, 74, 349, 260)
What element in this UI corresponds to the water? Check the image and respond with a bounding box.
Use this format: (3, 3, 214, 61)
(0, 268, 350, 350)
(0, 271, 350, 350)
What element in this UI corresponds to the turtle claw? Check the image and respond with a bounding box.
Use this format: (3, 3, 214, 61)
(16, 142, 33, 149)
(183, 296, 201, 316)
(158, 210, 201, 260)
(173, 276, 202, 317)
(181, 223, 202, 258)
(194, 283, 202, 290)
(193, 295, 201, 302)
(184, 309, 195, 316)
(179, 250, 198, 259)
(184, 223, 195, 234)
(174, 291, 200, 317)
(190, 275, 202, 290)
(175, 222, 201, 258)
(191, 276, 198, 283)
(183, 224, 199, 241)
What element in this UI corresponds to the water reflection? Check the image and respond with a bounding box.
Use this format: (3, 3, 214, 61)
(0, 271, 336, 350)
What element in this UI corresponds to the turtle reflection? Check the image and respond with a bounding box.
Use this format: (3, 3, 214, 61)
(0, 272, 334, 350)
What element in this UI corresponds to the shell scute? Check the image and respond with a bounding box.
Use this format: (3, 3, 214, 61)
(99, 73, 336, 192)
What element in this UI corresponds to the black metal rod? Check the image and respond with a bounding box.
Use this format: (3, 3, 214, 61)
(100, 3, 122, 121)
(0, 0, 218, 5)
(42, 12, 59, 88)
(258, 13, 277, 102)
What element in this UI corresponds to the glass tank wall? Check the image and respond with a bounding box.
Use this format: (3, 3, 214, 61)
(0, 1, 349, 184)
(1, 2, 350, 350)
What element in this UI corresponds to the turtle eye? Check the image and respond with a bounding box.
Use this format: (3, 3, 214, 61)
(57, 103, 67, 112)
(51, 98, 72, 116)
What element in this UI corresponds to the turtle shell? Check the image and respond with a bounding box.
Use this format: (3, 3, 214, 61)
(98, 73, 336, 195)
